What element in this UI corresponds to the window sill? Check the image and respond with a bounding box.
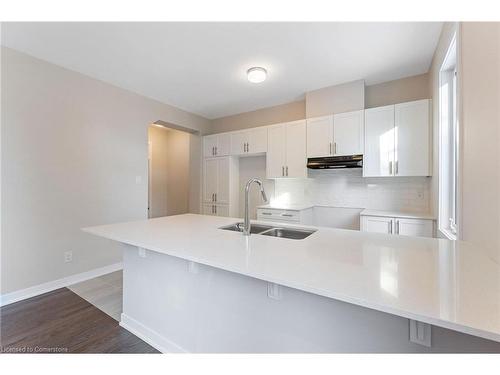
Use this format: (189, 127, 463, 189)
(438, 228, 457, 241)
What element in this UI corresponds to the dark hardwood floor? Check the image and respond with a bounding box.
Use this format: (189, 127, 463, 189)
(0, 288, 159, 353)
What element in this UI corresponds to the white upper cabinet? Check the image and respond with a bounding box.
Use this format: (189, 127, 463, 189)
(203, 133, 230, 157)
(306, 111, 364, 158)
(306, 115, 333, 158)
(394, 99, 431, 176)
(267, 120, 307, 178)
(266, 124, 286, 178)
(230, 127, 268, 156)
(363, 105, 395, 177)
(285, 120, 307, 178)
(364, 99, 431, 177)
(333, 110, 364, 156)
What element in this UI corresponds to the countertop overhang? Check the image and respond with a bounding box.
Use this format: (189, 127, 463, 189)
(83, 214, 500, 343)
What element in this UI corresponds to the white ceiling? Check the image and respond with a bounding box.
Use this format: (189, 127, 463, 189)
(1, 22, 442, 119)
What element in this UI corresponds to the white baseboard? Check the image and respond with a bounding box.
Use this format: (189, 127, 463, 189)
(120, 313, 187, 353)
(0, 262, 123, 307)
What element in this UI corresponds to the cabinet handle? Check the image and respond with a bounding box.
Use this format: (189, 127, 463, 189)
(246, 142, 249, 153)
(282, 166, 285, 177)
(281, 213, 293, 217)
(243, 143, 246, 152)
(396, 220, 400, 234)
(212, 146, 214, 155)
(389, 161, 393, 175)
(390, 220, 393, 234)
(286, 166, 288, 177)
(329, 142, 332, 155)
(395, 160, 399, 175)
(212, 193, 214, 202)
(215, 146, 218, 155)
(215, 193, 217, 202)
(215, 205, 217, 214)
(211, 205, 214, 214)
(262, 212, 272, 215)
(334, 142, 337, 154)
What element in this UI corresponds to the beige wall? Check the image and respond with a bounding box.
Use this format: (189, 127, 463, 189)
(365, 73, 430, 108)
(210, 100, 305, 134)
(459, 22, 500, 262)
(1, 47, 211, 294)
(165, 128, 190, 216)
(148, 126, 169, 218)
(306, 79, 365, 118)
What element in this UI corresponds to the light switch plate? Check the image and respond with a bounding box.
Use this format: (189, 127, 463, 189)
(267, 282, 282, 300)
(409, 319, 431, 347)
(188, 261, 199, 274)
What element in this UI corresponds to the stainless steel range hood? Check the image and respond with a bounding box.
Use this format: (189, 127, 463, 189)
(307, 155, 363, 169)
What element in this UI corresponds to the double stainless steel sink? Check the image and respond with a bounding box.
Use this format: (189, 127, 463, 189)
(219, 222, 316, 240)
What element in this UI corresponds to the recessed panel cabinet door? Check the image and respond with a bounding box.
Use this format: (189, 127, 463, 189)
(306, 116, 333, 158)
(334, 110, 364, 156)
(216, 133, 231, 156)
(396, 218, 433, 237)
(266, 124, 286, 178)
(202, 204, 216, 215)
(216, 157, 230, 204)
(285, 120, 307, 178)
(248, 127, 268, 154)
(363, 105, 395, 177)
(203, 136, 217, 157)
(215, 205, 229, 217)
(395, 99, 431, 176)
(203, 158, 218, 203)
(361, 216, 394, 234)
(230, 131, 247, 155)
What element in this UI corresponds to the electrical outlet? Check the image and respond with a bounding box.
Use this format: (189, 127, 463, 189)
(417, 190, 424, 200)
(267, 282, 282, 300)
(64, 251, 73, 263)
(138, 247, 146, 258)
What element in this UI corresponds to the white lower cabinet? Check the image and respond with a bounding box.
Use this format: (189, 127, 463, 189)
(203, 204, 229, 217)
(360, 215, 433, 238)
(257, 207, 313, 225)
(202, 157, 239, 217)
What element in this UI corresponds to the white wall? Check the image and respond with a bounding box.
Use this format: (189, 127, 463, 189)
(1, 47, 211, 294)
(459, 22, 500, 262)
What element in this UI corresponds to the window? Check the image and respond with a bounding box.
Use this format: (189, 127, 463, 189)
(438, 34, 459, 240)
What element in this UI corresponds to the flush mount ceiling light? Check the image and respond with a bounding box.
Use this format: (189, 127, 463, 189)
(247, 67, 267, 83)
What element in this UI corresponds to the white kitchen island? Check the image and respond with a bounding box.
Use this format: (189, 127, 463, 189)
(83, 214, 500, 353)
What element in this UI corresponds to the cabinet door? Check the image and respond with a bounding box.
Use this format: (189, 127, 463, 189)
(203, 135, 217, 157)
(361, 216, 394, 234)
(216, 133, 231, 156)
(230, 131, 248, 155)
(395, 218, 433, 238)
(216, 157, 230, 204)
(306, 116, 334, 158)
(363, 105, 395, 177)
(395, 100, 431, 176)
(202, 204, 216, 216)
(215, 205, 229, 217)
(334, 110, 364, 156)
(285, 120, 307, 178)
(266, 124, 286, 178)
(248, 127, 268, 154)
(203, 158, 218, 202)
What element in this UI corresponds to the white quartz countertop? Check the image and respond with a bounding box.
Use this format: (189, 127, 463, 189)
(360, 209, 436, 220)
(83, 214, 500, 343)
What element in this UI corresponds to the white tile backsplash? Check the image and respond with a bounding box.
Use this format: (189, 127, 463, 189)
(273, 169, 431, 213)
